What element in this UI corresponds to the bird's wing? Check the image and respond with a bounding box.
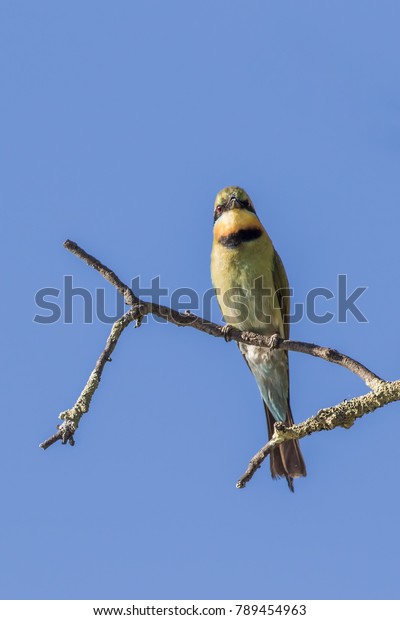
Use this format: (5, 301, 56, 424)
(272, 249, 290, 340)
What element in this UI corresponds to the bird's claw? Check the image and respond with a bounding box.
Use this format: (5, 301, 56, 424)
(268, 333, 281, 350)
(221, 325, 233, 342)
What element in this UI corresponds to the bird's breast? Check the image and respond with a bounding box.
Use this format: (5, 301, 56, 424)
(211, 211, 282, 334)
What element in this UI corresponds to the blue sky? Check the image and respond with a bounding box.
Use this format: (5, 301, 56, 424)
(2, 0, 400, 600)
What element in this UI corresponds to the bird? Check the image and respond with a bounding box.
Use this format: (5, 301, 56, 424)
(211, 186, 306, 491)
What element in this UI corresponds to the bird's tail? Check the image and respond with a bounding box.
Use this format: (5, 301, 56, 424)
(264, 402, 306, 492)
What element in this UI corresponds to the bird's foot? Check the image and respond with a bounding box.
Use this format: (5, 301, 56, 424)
(267, 333, 281, 350)
(221, 324, 233, 342)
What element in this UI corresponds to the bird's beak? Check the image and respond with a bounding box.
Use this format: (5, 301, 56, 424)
(228, 195, 240, 209)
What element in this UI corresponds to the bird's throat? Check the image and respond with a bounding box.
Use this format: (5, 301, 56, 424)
(213, 208, 263, 247)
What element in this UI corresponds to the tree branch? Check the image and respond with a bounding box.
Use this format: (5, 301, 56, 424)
(62, 239, 383, 388)
(236, 380, 400, 488)
(39, 240, 397, 489)
(39, 307, 138, 449)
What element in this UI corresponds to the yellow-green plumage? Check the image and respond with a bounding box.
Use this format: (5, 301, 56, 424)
(211, 186, 306, 491)
(212, 205, 283, 337)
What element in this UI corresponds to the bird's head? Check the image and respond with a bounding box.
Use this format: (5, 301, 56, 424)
(213, 186, 256, 222)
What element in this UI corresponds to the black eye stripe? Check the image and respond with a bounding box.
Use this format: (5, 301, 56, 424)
(213, 204, 225, 222)
(240, 199, 256, 214)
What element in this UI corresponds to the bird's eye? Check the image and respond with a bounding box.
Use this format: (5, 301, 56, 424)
(216, 205, 223, 214)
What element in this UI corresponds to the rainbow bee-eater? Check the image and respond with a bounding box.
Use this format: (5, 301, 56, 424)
(211, 186, 306, 491)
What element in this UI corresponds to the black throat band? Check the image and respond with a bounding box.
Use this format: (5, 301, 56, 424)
(218, 227, 262, 248)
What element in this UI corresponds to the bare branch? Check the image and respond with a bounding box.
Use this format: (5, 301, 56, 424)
(40, 307, 138, 449)
(39, 420, 76, 449)
(40, 240, 397, 490)
(62, 239, 383, 389)
(64, 240, 138, 305)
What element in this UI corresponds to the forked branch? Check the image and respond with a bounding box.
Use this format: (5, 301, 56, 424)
(40, 240, 398, 489)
